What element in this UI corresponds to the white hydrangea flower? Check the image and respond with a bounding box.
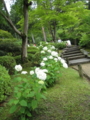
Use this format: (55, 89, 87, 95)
(41, 51, 45, 54)
(30, 70, 34, 75)
(43, 57, 48, 61)
(63, 63, 68, 68)
(27, 44, 30, 47)
(21, 71, 28, 74)
(42, 69, 48, 73)
(51, 51, 58, 57)
(43, 46, 48, 51)
(48, 55, 53, 59)
(36, 70, 47, 80)
(58, 57, 62, 61)
(51, 46, 55, 49)
(15, 64, 22, 71)
(60, 58, 66, 64)
(35, 67, 40, 74)
(47, 50, 51, 53)
(54, 58, 58, 62)
(40, 62, 45, 66)
(38, 80, 44, 85)
(46, 42, 48, 44)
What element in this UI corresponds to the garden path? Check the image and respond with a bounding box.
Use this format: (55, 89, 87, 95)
(61, 45, 90, 80)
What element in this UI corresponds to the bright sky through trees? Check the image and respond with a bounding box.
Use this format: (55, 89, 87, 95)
(4, 0, 15, 12)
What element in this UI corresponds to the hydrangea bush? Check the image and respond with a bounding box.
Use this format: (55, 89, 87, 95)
(9, 65, 47, 120)
(38, 43, 68, 87)
(9, 42, 68, 120)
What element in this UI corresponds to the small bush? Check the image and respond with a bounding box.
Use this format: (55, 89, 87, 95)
(27, 46, 40, 66)
(28, 52, 41, 66)
(0, 38, 17, 42)
(0, 42, 21, 56)
(14, 55, 21, 64)
(52, 42, 66, 50)
(79, 33, 90, 48)
(0, 29, 13, 38)
(0, 65, 12, 103)
(22, 61, 33, 68)
(0, 56, 16, 75)
(0, 50, 7, 56)
(27, 46, 38, 54)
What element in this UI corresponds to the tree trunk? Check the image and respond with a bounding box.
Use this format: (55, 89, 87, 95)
(21, 35, 28, 63)
(0, 0, 32, 63)
(31, 33, 35, 43)
(21, 0, 29, 63)
(42, 26, 47, 42)
(88, 0, 90, 10)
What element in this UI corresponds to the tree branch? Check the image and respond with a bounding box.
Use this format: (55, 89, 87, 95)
(27, 1, 32, 6)
(2, 0, 10, 17)
(0, 11, 21, 36)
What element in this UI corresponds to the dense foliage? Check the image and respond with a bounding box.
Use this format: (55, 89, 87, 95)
(0, 41, 21, 56)
(0, 65, 12, 102)
(0, 56, 16, 74)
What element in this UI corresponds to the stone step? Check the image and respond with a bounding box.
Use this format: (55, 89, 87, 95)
(64, 46, 80, 50)
(65, 55, 86, 60)
(62, 53, 83, 58)
(63, 50, 81, 55)
(69, 58, 90, 66)
(64, 48, 80, 52)
(64, 45, 78, 49)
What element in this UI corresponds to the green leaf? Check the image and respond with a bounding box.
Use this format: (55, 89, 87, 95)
(9, 99, 15, 105)
(15, 77, 22, 82)
(9, 105, 17, 113)
(21, 116, 25, 120)
(28, 91, 35, 97)
(31, 100, 37, 109)
(26, 111, 32, 117)
(17, 92, 21, 98)
(20, 100, 27, 107)
(14, 99, 19, 105)
(20, 107, 25, 113)
(41, 94, 46, 100)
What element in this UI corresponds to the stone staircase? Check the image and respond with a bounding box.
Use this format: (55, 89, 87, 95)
(61, 45, 90, 66)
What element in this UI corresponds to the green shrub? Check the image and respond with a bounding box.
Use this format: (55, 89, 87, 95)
(0, 65, 12, 102)
(79, 33, 90, 48)
(0, 38, 17, 42)
(27, 46, 38, 54)
(0, 29, 13, 38)
(14, 55, 21, 64)
(28, 52, 41, 66)
(22, 61, 33, 68)
(0, 50, 7, 56)
(52, 42, 66, 50)
(33, 52, 41, 65)
(27, 46, 40, 66)
(9, 66, 46, 120)
(28, 53, 34, 61)
(0, 56, 16, 75)
(0, 42, 21, 56)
